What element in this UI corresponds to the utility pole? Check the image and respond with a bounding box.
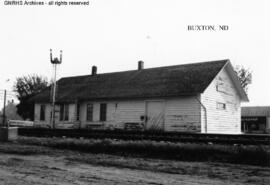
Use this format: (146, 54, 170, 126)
(2, 90, 6, 127)
(50, 49, 62, 129)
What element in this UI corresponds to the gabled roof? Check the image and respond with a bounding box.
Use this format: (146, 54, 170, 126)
(30, 59, 247, 103)
(222, 62, 249, 102)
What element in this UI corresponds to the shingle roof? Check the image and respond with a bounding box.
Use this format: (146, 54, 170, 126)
(31, 60, 229, 103)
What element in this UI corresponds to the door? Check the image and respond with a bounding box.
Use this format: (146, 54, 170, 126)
(146, 101, 165, 130)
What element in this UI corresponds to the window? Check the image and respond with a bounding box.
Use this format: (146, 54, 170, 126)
(40, 105, 46, 121)
(64, 104, 69, 121)
(76, 103, 80, 121)
(60, 104, 69, 121)
(60, 105, 64, 121)
(216, 82, 226, 93)
(216, 102, 226, 110)
(86, 103, 93, 121)
(100, 103, 107, 121)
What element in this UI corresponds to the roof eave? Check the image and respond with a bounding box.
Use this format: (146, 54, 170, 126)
(201, 59, 249, 102)
(201, 59, 229, 94)
(225, 61, 249, 102)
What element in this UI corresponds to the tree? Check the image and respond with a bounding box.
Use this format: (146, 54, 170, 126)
(1, 101, 22, 121)
(13, 74, 49, 120)
(235, 65, 252, 94)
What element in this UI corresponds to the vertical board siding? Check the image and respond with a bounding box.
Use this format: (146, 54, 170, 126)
(69, 104, 76, 122)
(145, 101, 165, 130)
(34, 104, 40, 122)
(107, 103, 116, 122)
(93, 102, 100, 122)
(115, 101, 145, 123)
(201, 66, 241, 134)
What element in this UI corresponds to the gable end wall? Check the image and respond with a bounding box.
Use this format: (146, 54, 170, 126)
(201, 66, 241, 134)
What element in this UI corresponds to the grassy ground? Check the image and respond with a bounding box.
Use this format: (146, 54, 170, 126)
(0, 139, 269, 184)
(15, 136, 270, 166)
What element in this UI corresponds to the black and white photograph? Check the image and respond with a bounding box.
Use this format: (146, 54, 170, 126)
(0, 0, 270, 184)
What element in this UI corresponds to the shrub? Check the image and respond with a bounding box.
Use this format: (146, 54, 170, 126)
(232, 145, 270, 166)
(17, 137, 270, 166)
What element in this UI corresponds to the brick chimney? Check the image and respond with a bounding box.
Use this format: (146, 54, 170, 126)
(138, 61, 144, 70)
(92, 66, 97, 75)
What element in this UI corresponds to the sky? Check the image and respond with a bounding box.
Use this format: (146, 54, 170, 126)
(0, 0, 270, 107)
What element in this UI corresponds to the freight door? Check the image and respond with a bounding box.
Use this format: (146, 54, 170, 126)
(146, 101, 165, 130)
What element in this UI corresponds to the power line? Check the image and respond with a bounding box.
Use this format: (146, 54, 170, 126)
(0, 89, 16, 93)
(0, 94, 17, 97)
(0, 93, 16, 96)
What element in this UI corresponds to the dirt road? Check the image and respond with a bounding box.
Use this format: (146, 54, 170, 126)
(0, 142, 269, 185)
(0, 153, 243, 185)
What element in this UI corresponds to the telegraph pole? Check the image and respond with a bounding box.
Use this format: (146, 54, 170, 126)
(50, 49, 62, 129)
(2, 90, 6, 127)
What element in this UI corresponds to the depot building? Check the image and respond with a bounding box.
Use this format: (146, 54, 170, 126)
(241, 106, 270, 134)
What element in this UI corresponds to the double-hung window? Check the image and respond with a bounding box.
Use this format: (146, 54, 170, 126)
(86, 103, 93, 121)
(76, 103, 80, 121)
(100, 103, 107, 121)
(60, 104, 69, 121)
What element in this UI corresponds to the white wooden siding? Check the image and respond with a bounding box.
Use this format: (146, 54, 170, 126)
(34, 103, 51, 127)
(145, 101, 165, 130)
(200, 99, 207, 133)
(34, 104, 40, 122)
(69, 104, 76, 122)
(93, 103, 100, 122)
(56, 104, 78, 129)
(165, 97, 201, 132)
(34, 69, 241, 133)
(80, 101, 145, 128)
(34, 103, 79, 128)
(115, 101, 145, 123)
(34, 98, 201, 131)
(201, 66, 241, 134)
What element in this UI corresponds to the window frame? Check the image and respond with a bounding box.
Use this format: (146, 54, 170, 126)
(64, 104, 69, 121)
(86, 103, 94, 122)
(59, 104, 69, 121)
(76, 103, 80, 121)
(100, 103, 107, 121)
(40, 104, 46, 121)
(216, 102, 226, 110)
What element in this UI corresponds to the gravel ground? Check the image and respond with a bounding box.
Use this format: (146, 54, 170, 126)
(0, 142, 269, 185)
(0, 154, 242, 185)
